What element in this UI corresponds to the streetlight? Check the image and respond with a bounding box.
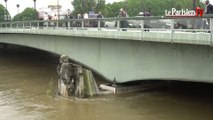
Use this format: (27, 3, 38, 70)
(33, 0, 36, 10)
(4, 0, 7, 11)
(193, 0, 196, 10)
(57, 0, 60, 19)
(4, 0, 8, 21)
(90, 0, 95, 12)
(16, 4, 20, 14)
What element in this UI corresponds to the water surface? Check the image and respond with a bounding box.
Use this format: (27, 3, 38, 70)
(0, 46, 213, 120)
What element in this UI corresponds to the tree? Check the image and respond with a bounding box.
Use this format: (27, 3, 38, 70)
(0, 3, 11, 22)
(0, 4, 6, 22)
(125, 0, 141, 16)
(103, 0, 197, 17)
(13, 7, 38, 21)
(95, 0, 106, 14)
(12, 13, 22, 21)
(72, 0, 105, 17)
(104, 2, 123, 17)
(71, 0, 203, 17)
(72, 0, 86, 16)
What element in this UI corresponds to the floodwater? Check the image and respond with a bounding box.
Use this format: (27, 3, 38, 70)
(1, 46, 213, 120)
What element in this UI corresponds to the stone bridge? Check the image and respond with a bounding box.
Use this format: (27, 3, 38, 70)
(0, 16, 213, 83)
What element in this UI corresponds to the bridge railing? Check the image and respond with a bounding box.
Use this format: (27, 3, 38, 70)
(0, 16, 213, 45)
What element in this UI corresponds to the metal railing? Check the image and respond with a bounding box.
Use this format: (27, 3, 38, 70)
(0, 15, 213, 45)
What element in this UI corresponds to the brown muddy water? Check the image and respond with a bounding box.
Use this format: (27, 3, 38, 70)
(0, 46, 213, 120)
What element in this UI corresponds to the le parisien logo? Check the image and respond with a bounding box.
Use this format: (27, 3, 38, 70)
(165, 7, 204, 17)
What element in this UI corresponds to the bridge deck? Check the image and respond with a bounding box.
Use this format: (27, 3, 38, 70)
(0, 28, 211, 46)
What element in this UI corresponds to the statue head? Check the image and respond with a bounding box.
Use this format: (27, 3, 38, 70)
(60, 55, 69, 64)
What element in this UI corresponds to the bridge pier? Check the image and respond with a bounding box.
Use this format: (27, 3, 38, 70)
(57, 55, 100, 98)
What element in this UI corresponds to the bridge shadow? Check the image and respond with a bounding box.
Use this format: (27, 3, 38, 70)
(115, 80, 213, 100)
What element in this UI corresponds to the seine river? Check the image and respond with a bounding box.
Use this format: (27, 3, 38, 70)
(0, 46, 213, 120)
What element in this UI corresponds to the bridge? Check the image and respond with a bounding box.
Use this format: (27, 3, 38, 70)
(0, 16, 213, 83)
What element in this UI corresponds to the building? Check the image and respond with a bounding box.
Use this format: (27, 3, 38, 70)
(38, 0, 67, 20)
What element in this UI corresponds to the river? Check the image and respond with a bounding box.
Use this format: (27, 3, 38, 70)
(0, 46, 213, 120)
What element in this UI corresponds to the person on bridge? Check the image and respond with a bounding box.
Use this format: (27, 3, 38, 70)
(76, 14, 82, 29)
(64, 13, 70, 29)
(144, 8, 152, 16)
(205, 0, 213, 14)
(194, 5, 203, 29)
(97, 12, 104, 30)
(118, 8, 128, 31)
(204, 0, 213, 31)
(97, 12, 104, 18)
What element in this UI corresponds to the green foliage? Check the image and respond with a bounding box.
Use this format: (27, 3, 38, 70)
(12, 13, 22, 21)
(72, 0, 84, 16)
(0, 4, 5, 22)
(13, 7, 38, 21)
(103, 0, 203, 17)
(71, 0, 203, 17)
(124, 0, 193, 16)
(104, 2, 123, 17)
(0, 4, 11, 22)
(127, 0, 141, 16)
(72, 0, 105, 17)
(95, 0, 106, 14)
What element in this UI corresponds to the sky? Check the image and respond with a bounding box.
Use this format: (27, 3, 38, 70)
(0, 0, 124, 17)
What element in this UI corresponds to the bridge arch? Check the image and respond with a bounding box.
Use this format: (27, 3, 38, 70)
(1, 33, 213, 83)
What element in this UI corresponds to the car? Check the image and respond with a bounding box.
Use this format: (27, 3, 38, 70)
(113, 18, 170, 29)
(84, 14, 105, 27)
(174, 19, 203, 29)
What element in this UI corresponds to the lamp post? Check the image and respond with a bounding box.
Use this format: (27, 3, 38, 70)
(4, 0, 7, 12)
(193, 0, 196, 10)
(57, 0, 60, 19)
(4, 0, 8, 21)
(16, 4, 20, 14)
(33, 0, 36, 10)
(88, 0, 94, 14)
(90, 0, 92, 11)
